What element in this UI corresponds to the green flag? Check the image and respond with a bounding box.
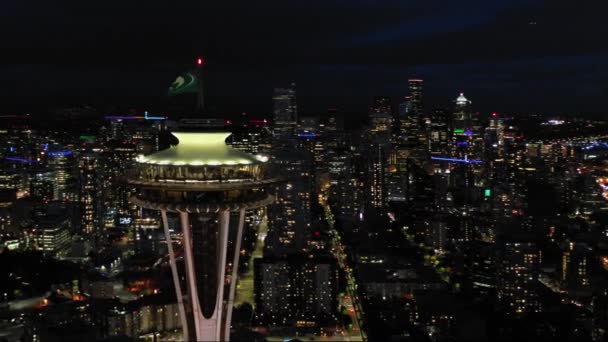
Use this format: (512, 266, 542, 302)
(168, 72, 198, 96)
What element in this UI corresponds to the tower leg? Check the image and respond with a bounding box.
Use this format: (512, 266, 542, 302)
(224, 208, 246, 340)
(160, 210, 189, 340)
(180, 211, 201, 341)
(180, 210, 232, 341)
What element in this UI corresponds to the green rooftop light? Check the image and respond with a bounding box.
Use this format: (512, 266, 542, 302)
(454, 129, 465, 133)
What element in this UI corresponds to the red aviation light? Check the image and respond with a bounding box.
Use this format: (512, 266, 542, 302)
(196, 57, 204, 66)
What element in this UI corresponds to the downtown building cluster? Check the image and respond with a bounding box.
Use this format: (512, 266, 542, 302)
(1, 75, 608, 342)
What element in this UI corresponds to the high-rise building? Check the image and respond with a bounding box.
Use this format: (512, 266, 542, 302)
(561, 242, 592, 293)
(496, 236, 542, 314)
(227, 120, 272, 155)
(79, 153, 102, 237)
(368, 145, 387, 209)
(273, 84, 298, 143)
(266, 149, 313, 256)
(452, 93, 478, 160)
(328, 149, 362, 218)
(453, 93, 472, 131)
(49, 150, 76, 201)
(34, 216, 72, 258)
(254, 256, 338, 326)
(369, 97, 393, 145)
(408, 79, 423, 115)
(128, 131, 277, 341)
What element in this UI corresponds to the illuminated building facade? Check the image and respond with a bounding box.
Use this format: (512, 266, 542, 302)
(561, 242, 592, 293)
(273, 84, 298, 143)
(267, 149, 312, 256)
(496, 238, 542, 314)
(254, 256, 338, 326)
(34, 217, 71, 258)
(79, 153, 101, 236)
(49, 150, 76, 201)
(368, 145, 387, 209)
(408, 79, 424, 115)
(369, 96, 393, 145)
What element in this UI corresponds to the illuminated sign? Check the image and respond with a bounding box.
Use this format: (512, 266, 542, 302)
(484, 189, 491, 197)
(119, 217, 132, 225)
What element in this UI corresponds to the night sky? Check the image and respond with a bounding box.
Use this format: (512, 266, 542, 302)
(2, 0, 607, 117)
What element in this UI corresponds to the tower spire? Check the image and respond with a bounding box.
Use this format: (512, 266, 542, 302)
(195, 57, 205, 113)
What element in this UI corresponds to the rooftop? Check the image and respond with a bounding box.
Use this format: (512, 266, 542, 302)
(136, 132, 266, 166)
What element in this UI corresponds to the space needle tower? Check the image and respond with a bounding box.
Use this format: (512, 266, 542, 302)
(128, 58, 277, 341)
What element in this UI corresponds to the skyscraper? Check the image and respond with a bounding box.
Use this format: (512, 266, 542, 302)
(266, 149, 313, 256)
(369, 96, 393, 145)
(408, 79, 423, 115)
(496, 236, 542, 314)
(452, 93, 472, 132)
(79, 153, 101, 237)
(272, 84, 298, 143)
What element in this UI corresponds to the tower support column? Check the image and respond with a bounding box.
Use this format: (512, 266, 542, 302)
(224, 208, 247, 340)
(161, 210, 189, 340)
(180, 210, 232, 341)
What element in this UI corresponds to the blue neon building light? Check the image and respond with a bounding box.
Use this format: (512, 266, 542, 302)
(431, 156, 483, 164)
(5, 157, 36, 163)
(49, 151, 73, 157)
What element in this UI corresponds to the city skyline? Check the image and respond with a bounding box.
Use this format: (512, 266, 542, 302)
(3, 2, 608, 342)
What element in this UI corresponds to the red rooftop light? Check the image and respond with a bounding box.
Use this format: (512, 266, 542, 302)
(196, 57, 204, 66)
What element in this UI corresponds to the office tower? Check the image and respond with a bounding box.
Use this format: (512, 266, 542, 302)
(106, 142, 138, 216)
(79, 153, 102, 237)
(463, 242, 496, 296)
(227, 120, 272, 155)
(369, 97, 393, 145)
(34, 215, 71, 258)
(328, 149, 361, 218)
(428, 109, 450, 156)
(386, 148, 406, 202)
(49, 150, 76, 201)
(266, 149, 313, 256)
(324, 109, 344, 133)
(408, 79, 423, 115)
(132, 217, 162, 257)
(254, 256, 338, 326)
(128, 131, 277, 341)
(30, 171, 54, 202)
(273, 84, 298, 143)
(451, 93, 478, 160)
(397, 96, 421, 145)
(453, 93, 472, 131)
(561, 242, 592, 293)
(496, 236, 542, 314)
(368, 145, 387, 209)
(484, 112, 505, 160)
